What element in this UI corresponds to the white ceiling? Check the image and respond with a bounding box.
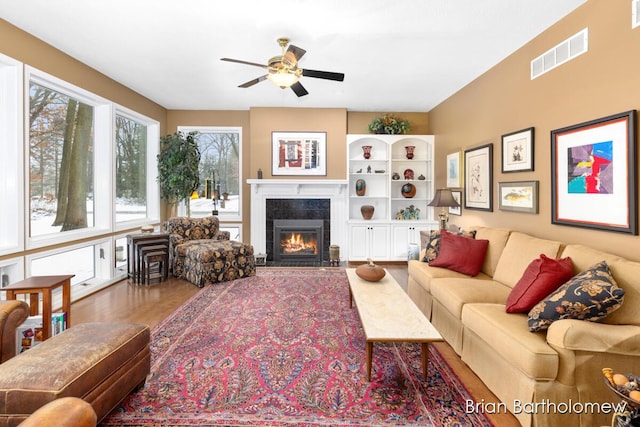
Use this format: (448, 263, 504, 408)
(0, 0, 586, 112)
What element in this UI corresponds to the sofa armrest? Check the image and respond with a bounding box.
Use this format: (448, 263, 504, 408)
(18, 397, 96, 427)
(546, 319, 640, 355)
(0, 300, 29, 363)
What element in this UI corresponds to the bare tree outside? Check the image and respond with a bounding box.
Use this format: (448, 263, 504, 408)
(29, 82, 95, 235)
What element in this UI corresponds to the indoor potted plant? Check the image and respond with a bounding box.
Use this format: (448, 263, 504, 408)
(367, 113, 411, 135)
(157, 131, 201, 216)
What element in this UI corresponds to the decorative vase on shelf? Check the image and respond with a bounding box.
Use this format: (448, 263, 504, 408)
(401, 183, 416, 198)
(355, 179, 366, 196)
(405, 145, 415, 159)
(392, 172, 400, 180)
(360, 205, 375, 219)
(362, 145, 372, 159)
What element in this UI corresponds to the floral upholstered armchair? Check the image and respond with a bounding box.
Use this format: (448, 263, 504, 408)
(163, 216, 230, 278)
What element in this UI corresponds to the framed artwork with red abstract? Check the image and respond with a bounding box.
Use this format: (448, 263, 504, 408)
(551, 110, 637, 234)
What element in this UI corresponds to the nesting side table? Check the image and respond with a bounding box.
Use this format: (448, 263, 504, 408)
(4, 275, 74, 341)
(127, 232, 170, 284)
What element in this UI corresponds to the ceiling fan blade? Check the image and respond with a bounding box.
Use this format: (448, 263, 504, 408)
(220, 58, 268, 69)
(284, 44, 306, 65)
(290, 81, 309, 97)
(302, 69, 345, 81)
(238, 75, 267, 88)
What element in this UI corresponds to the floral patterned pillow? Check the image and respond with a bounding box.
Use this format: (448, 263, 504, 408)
(421, 229, 476, 262)
(527, 260, 625, 332)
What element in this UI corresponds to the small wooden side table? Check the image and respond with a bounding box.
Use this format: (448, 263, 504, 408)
(4, 275, 74, 341)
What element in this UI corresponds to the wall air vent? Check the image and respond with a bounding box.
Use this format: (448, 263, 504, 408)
(633, 0, 640, 28)
(531, 28, 588, 80)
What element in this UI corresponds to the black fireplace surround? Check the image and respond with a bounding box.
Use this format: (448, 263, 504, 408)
(265, 198, 330, 262)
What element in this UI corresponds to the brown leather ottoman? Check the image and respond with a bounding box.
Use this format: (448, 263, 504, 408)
(0, 322, 150, 427)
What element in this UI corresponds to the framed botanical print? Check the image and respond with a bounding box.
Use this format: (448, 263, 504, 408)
(551, 110, 637, 234)
(501, 127, 534, 172)
(464, 143, 493, 211)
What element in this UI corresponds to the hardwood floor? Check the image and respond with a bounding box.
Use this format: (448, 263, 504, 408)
(71, 264, 520, 426)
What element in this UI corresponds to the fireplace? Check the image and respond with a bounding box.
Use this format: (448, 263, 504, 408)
(273, 219, 324, 262)
(265, 198, 331, 263)
(247, 179, 349, 264)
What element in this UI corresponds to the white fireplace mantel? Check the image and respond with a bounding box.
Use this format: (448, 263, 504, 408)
(247, 179, 349, 257)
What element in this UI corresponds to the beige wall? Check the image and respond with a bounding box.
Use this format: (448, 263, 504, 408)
(0, 19, 167, 128)
(428, 0, 640, 261)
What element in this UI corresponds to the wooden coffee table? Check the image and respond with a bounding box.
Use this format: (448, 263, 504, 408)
(345, 268, 442, 381)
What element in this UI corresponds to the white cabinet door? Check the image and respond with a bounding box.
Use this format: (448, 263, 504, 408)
(369, 224, 390, 260)
(390, 223, 432, 260)
(348, 224, 389, 261)
(348, 224, 370, 261)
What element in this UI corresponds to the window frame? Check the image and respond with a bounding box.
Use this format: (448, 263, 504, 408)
(177, 126, 243, 222)
(0, 53, 24, 256)
(113, 105, 160, 232)
(25, 66, 112, 249)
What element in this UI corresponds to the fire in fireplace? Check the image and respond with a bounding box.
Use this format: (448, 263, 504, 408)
(273, 219, 324, 262)
(281, 232, 318, 255)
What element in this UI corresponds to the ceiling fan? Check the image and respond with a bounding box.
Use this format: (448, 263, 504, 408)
(220, 37, 345, 97)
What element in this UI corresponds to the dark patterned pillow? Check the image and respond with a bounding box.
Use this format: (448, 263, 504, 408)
(527, 261, 624, 332)
(421, 229, 477, 262)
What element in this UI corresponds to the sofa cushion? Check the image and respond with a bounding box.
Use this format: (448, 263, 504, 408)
(421, 229, 477, 262)
(431, 278, 512, 319)
(505, 254, 574, 313)
(472, 227, 511, 277)
(560, 244, 640, 326)
(429, 230, 489, 276)
(407, 260, 490, 295)
(462, 303, 559, 380)
(493, 232, 563, 288)
(528, 261, 625, 332)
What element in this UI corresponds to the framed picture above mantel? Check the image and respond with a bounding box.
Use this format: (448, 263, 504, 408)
(550, 110, 637, 234)
(271, 131, 327, 176)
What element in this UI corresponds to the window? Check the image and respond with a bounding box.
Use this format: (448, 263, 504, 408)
(115, 111, 148, 223)
(178, 126, 242, 221)
(28, 80, 96, 236)
(0, 53, 23, 256)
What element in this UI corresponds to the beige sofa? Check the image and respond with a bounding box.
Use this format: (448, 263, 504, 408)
(407, 227, 640, 427)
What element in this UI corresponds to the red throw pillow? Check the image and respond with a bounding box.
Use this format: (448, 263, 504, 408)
(428, 230, 489, 277)
(505, 254, 574, 313)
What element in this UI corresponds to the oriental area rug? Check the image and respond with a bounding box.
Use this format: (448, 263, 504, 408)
(101, 269, 492, 427)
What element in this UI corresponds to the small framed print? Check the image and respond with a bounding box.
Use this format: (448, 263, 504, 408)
(449, 190, 462, 216)
(502, 127, 534, 173)
(446, 151, 462, 187)
(271, 131, 327, 176)
(498, 181, 539, 214)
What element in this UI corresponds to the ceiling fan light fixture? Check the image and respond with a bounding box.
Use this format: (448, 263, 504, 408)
(267, 71, 299, 89)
